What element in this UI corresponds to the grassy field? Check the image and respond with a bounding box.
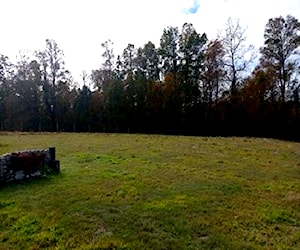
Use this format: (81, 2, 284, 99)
(0, 133, 299, 249)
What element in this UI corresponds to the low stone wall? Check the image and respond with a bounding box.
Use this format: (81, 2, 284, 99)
(0, 148, 59, 185)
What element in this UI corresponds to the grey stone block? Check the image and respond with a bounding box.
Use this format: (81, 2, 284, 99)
(15, 171, 25, 181)
(31, 171, 41, 178)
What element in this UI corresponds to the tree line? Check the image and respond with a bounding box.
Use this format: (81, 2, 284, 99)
(0, 16, 299, 140)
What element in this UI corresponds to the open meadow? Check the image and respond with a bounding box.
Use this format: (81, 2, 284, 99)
(0, 133, 299, 249)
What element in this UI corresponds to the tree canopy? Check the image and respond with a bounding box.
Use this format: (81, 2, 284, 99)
(0, 16, 299, 140)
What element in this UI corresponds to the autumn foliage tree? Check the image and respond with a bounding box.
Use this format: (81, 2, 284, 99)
(201, 39, 225, 106)
(0, 16, 300, 140)
(260, 15, 300, 103)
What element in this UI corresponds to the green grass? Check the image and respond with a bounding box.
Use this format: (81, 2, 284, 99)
(0, 132, 299, 249)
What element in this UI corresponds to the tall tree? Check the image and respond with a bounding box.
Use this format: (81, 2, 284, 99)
(159, 26, 180, 76)
(104, 79, 126, 131)
(201, 39, 226, 106)
(161, 72, 182, 129)
(241, 68, 277, 119)
(179, 23, 207, 81)
(115, 55, 123, 80)
(101, 39, 115, 73)
(73, 85, 92, 131)
(260, 15, 300, 103)
(0, 54, 12, 129)
(220, 18, 255, 97)
(0, 54, 11, 83)
(6, 53, 42, 130)
(134, 41, 160, 81)
(91, 39, 116, 91)
(178, 23, 207, 116)
(36, 39, 70, 131)
(121, 43, 136, 80)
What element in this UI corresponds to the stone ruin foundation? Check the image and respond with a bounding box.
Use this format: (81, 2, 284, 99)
(0, 147, 60, 186)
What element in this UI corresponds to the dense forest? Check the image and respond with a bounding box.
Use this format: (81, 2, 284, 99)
(0, 15, 299, 140)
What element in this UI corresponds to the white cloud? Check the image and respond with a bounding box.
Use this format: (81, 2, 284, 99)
(0, 0, 299, 83)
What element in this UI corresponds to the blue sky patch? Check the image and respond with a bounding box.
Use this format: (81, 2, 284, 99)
(185, 0, 200, 14)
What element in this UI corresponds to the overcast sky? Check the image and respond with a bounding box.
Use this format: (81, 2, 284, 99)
(1, 0, 300, 83)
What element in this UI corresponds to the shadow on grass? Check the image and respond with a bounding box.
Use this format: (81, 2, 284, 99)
(0, 172, 62, 191)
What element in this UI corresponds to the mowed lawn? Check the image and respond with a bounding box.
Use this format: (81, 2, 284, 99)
(0, 133, 299, 249)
